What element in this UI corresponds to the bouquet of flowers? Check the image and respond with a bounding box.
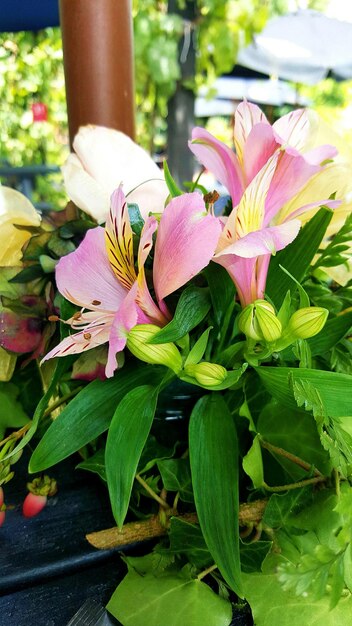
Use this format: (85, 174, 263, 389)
(1, 101, 352, 626)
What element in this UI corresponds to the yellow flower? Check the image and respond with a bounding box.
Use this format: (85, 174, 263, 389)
(0, 187, 41, 267)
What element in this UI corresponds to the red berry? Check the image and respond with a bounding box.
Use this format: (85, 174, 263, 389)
(22, 493, 47, 518)
(0, 511, 5, 527)
(0, 487, 3, 507)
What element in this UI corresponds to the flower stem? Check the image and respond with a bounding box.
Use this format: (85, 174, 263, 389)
(260, 438, 323, 477)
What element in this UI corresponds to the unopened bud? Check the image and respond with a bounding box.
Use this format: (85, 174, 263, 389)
(287, 307, 328, 339)
(184, 362, 227, 387)
(127, 324, 182, 373)
(238, 300, 281, 343)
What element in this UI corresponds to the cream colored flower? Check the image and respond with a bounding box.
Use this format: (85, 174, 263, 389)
(62, 126, 168, 223)
(0, 187, 41, 267)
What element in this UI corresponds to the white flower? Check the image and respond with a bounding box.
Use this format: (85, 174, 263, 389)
(62, 125, 168, 223)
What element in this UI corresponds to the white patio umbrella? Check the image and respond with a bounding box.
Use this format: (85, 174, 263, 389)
(238, 9, 352, 85)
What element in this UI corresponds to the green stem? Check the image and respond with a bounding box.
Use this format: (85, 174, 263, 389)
(135, 473, 169, 509)
(42, 387, 83, 418)
(263, 475, 326, 492)
(260, 438, 323, 477)
(197, 564, 218, 581)
(216, 302, 236, 355)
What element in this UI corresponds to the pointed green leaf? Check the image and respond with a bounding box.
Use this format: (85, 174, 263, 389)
(256, 367, 352, 418)
(106, 385, 159, 526)
(30, 363, 165, 472)
(189, 394, 242, 596)
(266, 207, 333, 307)
(184, 327, 213, 366)
(163, 160, 182, 197)
(204, 263, 236, 329)
(308, 311, 352, 356)
(150, 287, 211, 344)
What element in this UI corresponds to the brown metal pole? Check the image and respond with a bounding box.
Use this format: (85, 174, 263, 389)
(59, 0, 135, 146)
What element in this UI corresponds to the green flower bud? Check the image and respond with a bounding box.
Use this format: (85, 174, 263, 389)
(255, 302, 282, 342)
(287, 307, 329, 339)
(238, 300, 281, 343)
(184, 362, 228, 387)
(127, 324, 182, 373)
(238, 305, 262, 341)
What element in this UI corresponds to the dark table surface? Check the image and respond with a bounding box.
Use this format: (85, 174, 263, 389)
(0, 451, 253, 626)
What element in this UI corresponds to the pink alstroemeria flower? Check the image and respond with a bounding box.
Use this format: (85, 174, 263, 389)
(42, 188, 221, 377)
(189, 101, 339, 306)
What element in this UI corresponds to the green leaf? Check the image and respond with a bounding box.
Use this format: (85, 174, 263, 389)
(242, 434, 264, 489)
(138, 435, 175, 474)
(166, 517, 212, 568)
(150, 287, 211, 344)
(263, 489, 313, 528)
(184, 327, 213, 366)
(240, 540, 272, 574)
(243, 571, 352, 626)
(157, 458, 194, 502)
(163, 159, 182, 197)
(189, 394, 242, 596)
(128, 203, 145, 236)
(308, 312, 352, 356)
(9, 264, 43, 283)
(204, 264, 236, 329)
(30, 363, 165, 472)
(266, 207, 333, 307)
(0, 382, 29, 439)
(106, 385, 159, 526)
(256, 367, 352, 418)
(257, 401, 331, 478)
(76, 448, 106, 481)
(3, 358, 70, 463)
(107, 565, 232, 626)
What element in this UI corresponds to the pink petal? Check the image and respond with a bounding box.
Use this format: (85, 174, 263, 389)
(189, 127, 244, 207)
(153, 192, 222, 301)
(234, 101, 268, 165)
(283, 198, 340, 222)
(42, 313, 114, 362)
(215, 220, 301, 259)
(106, 285, 139, 378)
(56, 227, 127, 312)
(265, 149, 320, 224)
(243, 123, 279, 184)
(105, 187, 137, 290)
(214, 255, 258, 307)
(138, 215, 158, 269)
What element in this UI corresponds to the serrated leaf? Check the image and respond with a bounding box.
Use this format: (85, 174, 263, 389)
(107, 566, 232, 626)
(150, 287, 211, 344)
(189, 394, 242, 596)
(30, 364, 165, 472)
(106, 385, 159, 526)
